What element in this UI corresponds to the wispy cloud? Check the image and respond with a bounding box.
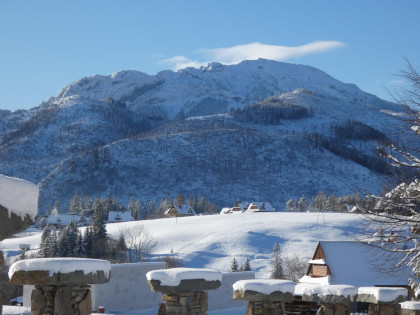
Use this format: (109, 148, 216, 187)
(161, 41, 345, 71)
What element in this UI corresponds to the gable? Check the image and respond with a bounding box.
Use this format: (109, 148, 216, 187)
(312, 242, 326, 260)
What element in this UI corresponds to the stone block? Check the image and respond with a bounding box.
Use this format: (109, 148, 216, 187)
(30, 288, 46, 315)
(234, 289, 294, 302)
(148, 278, 221, 294)
(55, 286, 73, 315)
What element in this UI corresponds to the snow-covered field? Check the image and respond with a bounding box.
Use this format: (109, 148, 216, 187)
(1, 212, 365, 277)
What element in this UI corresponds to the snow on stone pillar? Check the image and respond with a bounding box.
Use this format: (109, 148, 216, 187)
(300, 284, 357, 315)
(355, 287, 408, 315)
(9, 258, 111, 315)
(0, 174, 39, 315)
(401, 301, 420, 315)
(146, 268, 222, 315)
(232, 279, 295, 315)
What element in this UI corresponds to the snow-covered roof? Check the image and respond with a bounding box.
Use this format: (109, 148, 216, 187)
(9, 258, 111, 278)
(0, 174, 38, 219)
(358, 286, 408, 302)
(300, 241, 413, 287)
(45, 214, 86, 226)
(231, 202, 249, 212)
(220, 207, 232, 214)
(146, 268, 222, 286)
(246, 202, 275, 213)
(107, 211, 133, 223)
(233, 279, 294, 295)
(165, 205, 196, 215)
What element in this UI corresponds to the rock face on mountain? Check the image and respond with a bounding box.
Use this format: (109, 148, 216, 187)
(0, 59, 411, 213)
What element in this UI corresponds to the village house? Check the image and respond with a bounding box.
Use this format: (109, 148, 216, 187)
(220, 201, 249, 214)
(107, 210, 134, 223)
(245, 202, 275, 213)
(38, 214, 90, 227)
(220, 201, 276, 214)
(164, 204, 196, 217)
(296, 240, 414, 312)
(299, 240, 412, 290)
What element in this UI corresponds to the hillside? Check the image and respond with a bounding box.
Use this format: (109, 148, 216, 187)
(0, 212, 365, 277)
(0, 59, 412, 213)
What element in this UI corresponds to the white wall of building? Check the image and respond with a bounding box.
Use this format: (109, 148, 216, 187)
(209, 271, 255, 310)
(91, 262, 166, 312)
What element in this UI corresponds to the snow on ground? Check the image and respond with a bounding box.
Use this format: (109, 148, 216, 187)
(0, 174, 38, 219)
(1, 212, 365, 277)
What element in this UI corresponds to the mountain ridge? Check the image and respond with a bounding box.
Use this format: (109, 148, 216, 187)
(0, 59, 411, 213)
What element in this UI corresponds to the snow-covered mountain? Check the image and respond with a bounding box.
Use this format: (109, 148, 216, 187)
(0, 59, 411, 213)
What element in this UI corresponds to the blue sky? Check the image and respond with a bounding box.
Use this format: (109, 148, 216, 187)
(1, 1, 420, 111)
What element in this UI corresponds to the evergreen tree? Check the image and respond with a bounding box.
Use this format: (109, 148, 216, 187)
(92, 203, 107, 258)
(45, 230, 58, 257)
(76, 230, 84, 257)
(39, 225, 51, 257)
(270, 242, 285, 279)
(83, 195, 93, 211)
(174, 194, 185, 205)
(128, 197, 141, 220)
(285, 199, 294, 211)
(52, 200, 60, 215)
(82, 227, 93, 258)
(243, 258, 251, 271)
(231, 257, 239, 272)
(69, 190, 83, 214)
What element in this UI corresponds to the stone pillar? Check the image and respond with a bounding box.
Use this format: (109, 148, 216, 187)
(402, 309, 420, 315)
(146, 269, 222, 315)
(161, 291, 208, 315)
(9, 258, 110, 315)
(30, 284, 92, 315)
(315, 302, 350, 315)
(232, 280, 295, 315)
(368, 303, 401, 315)
(245, 300, 287, 315)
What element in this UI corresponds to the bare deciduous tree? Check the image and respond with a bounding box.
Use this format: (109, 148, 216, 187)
(282, 254, 309, 283)
(360, 59, 420, 292)
(119, 223, 158, 262)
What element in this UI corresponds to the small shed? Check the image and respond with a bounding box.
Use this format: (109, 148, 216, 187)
(107, 211, 133, 223)
(165, 205, 196, 217)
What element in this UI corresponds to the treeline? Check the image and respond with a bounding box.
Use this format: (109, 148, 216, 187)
(46, 191, 219, 220)
(230, 97, 311, 124)
(303, 132, 391, 174)
(102, 97, 152, 138)
(332, 120, 388, 142)
(285, 191, 363, 212)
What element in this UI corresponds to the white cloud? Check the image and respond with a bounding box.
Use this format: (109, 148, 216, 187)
(161, 41, 345, 71)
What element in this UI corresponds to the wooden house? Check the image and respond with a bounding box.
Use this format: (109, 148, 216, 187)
(300, 241, 412, 288)
(107, 211, 133, 223)
(165, 205, 196, 217)
(245, 202, 275, 213)
(40, 214, 90, 227)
